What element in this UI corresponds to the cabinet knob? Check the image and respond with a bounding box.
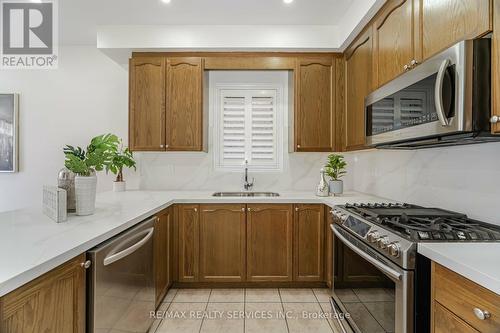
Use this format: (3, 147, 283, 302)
(403, 64, 409, 71)
(247, 208, 251, 212)
(295, 207, 299, 212)
(160, 144, 165, 148)
(410, 59, 419, 68)
(241, 207, 245, 212)
(166, 144, 169, 148)
(80, 260, 91, 269)
(490, 115, 500, 124)
(473, 308, 491, 320)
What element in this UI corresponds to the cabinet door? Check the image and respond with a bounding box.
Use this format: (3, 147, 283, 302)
(166, 57, 204, 151)
(295, 57, 335, 152)
(421, 0, 490, 60)
(493, 0, 500, 135)
(246, 204, 293, 281)
(373, 0, 418, 87)
(129, 57, 166, 151)
(178, 204, 200, 282)
(293, 204, 324, 281)
(325, 206, 334, 288)
(0, 254, 86, 333)
(433, 302, 479, 333)
(154, 208, 172, 307)
(199, 204, 246, 282)
(345, 28, 373, 151)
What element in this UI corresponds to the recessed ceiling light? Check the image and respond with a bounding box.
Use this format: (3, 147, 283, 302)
(283, 0, 294, 3)
(161, 0, 171, 4)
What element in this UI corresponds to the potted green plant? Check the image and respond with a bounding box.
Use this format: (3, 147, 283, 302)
(64, 134, 118, 215)
(325, 154, 347, 195)
(106, 140, 136, 192)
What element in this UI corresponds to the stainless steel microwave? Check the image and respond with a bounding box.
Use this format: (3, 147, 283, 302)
(365, 39, 497, 149)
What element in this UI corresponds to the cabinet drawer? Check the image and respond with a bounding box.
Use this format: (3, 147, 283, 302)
(432, 263, 500, 333)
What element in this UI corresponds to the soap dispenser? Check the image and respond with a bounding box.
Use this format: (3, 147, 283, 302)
(316, 168, 330, 197)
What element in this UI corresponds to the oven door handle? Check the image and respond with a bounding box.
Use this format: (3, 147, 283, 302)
(331, 225, 402, 281)
(435, 58, 451, 127)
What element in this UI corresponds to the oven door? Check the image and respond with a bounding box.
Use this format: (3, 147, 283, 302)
(365, 40, 473, 147)
(330, 224, 414, 333)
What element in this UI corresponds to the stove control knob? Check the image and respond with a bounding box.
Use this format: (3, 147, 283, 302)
(339, 214, 348, 222)
(377, 236, 390, 249)
(388, 242, 401, 257)
(366, 231, 380, 243)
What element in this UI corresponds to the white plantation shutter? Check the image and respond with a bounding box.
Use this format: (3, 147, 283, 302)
(215, 87, 282, 171)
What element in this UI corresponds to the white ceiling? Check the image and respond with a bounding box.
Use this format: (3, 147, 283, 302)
(60, 0, 356, 45)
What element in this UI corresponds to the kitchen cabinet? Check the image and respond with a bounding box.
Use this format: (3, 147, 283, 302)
(431, 262, 500, 333)
(293, 204, 324, 281)
(373, 0, 420, 87)
(129, 57, 166, 151)
(199, 204, 246, 282)
(325, 206, 334, 288)
(154, 207, 173, 307)
(420, 0, 491, 60)
(294, 57, 336, 152)
(177, 204, 200, 282)
(246, 204, 293, 281)
(166, 57, 204, 151)
(0, 254, 86, 333)
(345, 28, 373, 151)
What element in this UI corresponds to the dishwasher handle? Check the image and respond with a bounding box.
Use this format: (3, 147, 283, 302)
(103, 227, 154, 266)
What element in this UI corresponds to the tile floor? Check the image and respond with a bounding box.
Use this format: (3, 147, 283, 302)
(149, 288, 344, 333)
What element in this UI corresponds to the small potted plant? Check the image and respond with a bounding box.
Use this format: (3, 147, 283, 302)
(106, 140, 136, 192)
(64, 134, 118, 215)
(325, 154, 347, 195)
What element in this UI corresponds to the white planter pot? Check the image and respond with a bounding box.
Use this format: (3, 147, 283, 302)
(75, 174, 97, 216)
(113, 181, 126, 192)
(329, 180, 343, 195)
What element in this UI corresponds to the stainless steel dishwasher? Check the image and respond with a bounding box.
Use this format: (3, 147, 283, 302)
(87, 217, 156, 333)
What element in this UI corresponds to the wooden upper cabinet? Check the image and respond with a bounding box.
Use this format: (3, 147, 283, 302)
(293, 204, 324, 282)
(177, 204, 200, 282)
(154, 208, 172, 307)
(295, 57, 335, 152)
(246, 204, 293, 281)
(373, 0, 420, 87)
(0, 254, 86, 333)
(199, 205, 246, 282)
(421, 0, 491, 60)
(345, 28, 373, 151)
(166, 57, 204, 151)
(129, 57, 166, 151)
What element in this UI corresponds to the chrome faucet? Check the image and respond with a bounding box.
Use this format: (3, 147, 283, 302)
(243, 160, 254, 191)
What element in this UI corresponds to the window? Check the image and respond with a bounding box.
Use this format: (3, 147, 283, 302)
(214, 84, 283, 171)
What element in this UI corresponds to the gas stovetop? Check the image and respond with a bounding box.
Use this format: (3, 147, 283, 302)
(341, 203, 500, 242)
(331, 203, 500, 269)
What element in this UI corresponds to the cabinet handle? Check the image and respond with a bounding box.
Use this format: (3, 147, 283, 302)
(80, 260, 91, 269)
(473, 308, 491, 320)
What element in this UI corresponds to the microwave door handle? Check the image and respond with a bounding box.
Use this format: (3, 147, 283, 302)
(435, 59, 451, 127)
(103, 227, 154, 266)
(331, 225, 402, 281)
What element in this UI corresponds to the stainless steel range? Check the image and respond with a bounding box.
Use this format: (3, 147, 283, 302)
(329, 203, 500, 333)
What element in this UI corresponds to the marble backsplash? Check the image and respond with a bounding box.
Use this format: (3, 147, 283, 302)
(345, 142, 500, 226)
(133, 151, 337, 192)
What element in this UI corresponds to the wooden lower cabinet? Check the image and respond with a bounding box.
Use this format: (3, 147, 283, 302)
(246, 204, 293, 281)
(431, 262, 500, 333)
(0, 254, 86, 333)
(154, 207, 173, 307)
(293, 204, 324, 281)
(177, 204, 200, 282)
(199, 204, 246, 282)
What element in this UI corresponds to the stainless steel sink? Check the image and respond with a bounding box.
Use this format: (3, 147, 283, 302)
(212, 192, 280, 197)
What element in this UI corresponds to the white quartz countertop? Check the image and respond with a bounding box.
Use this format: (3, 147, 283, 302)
(418, 243, 500, 295)
(0, 190, 388, 297)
